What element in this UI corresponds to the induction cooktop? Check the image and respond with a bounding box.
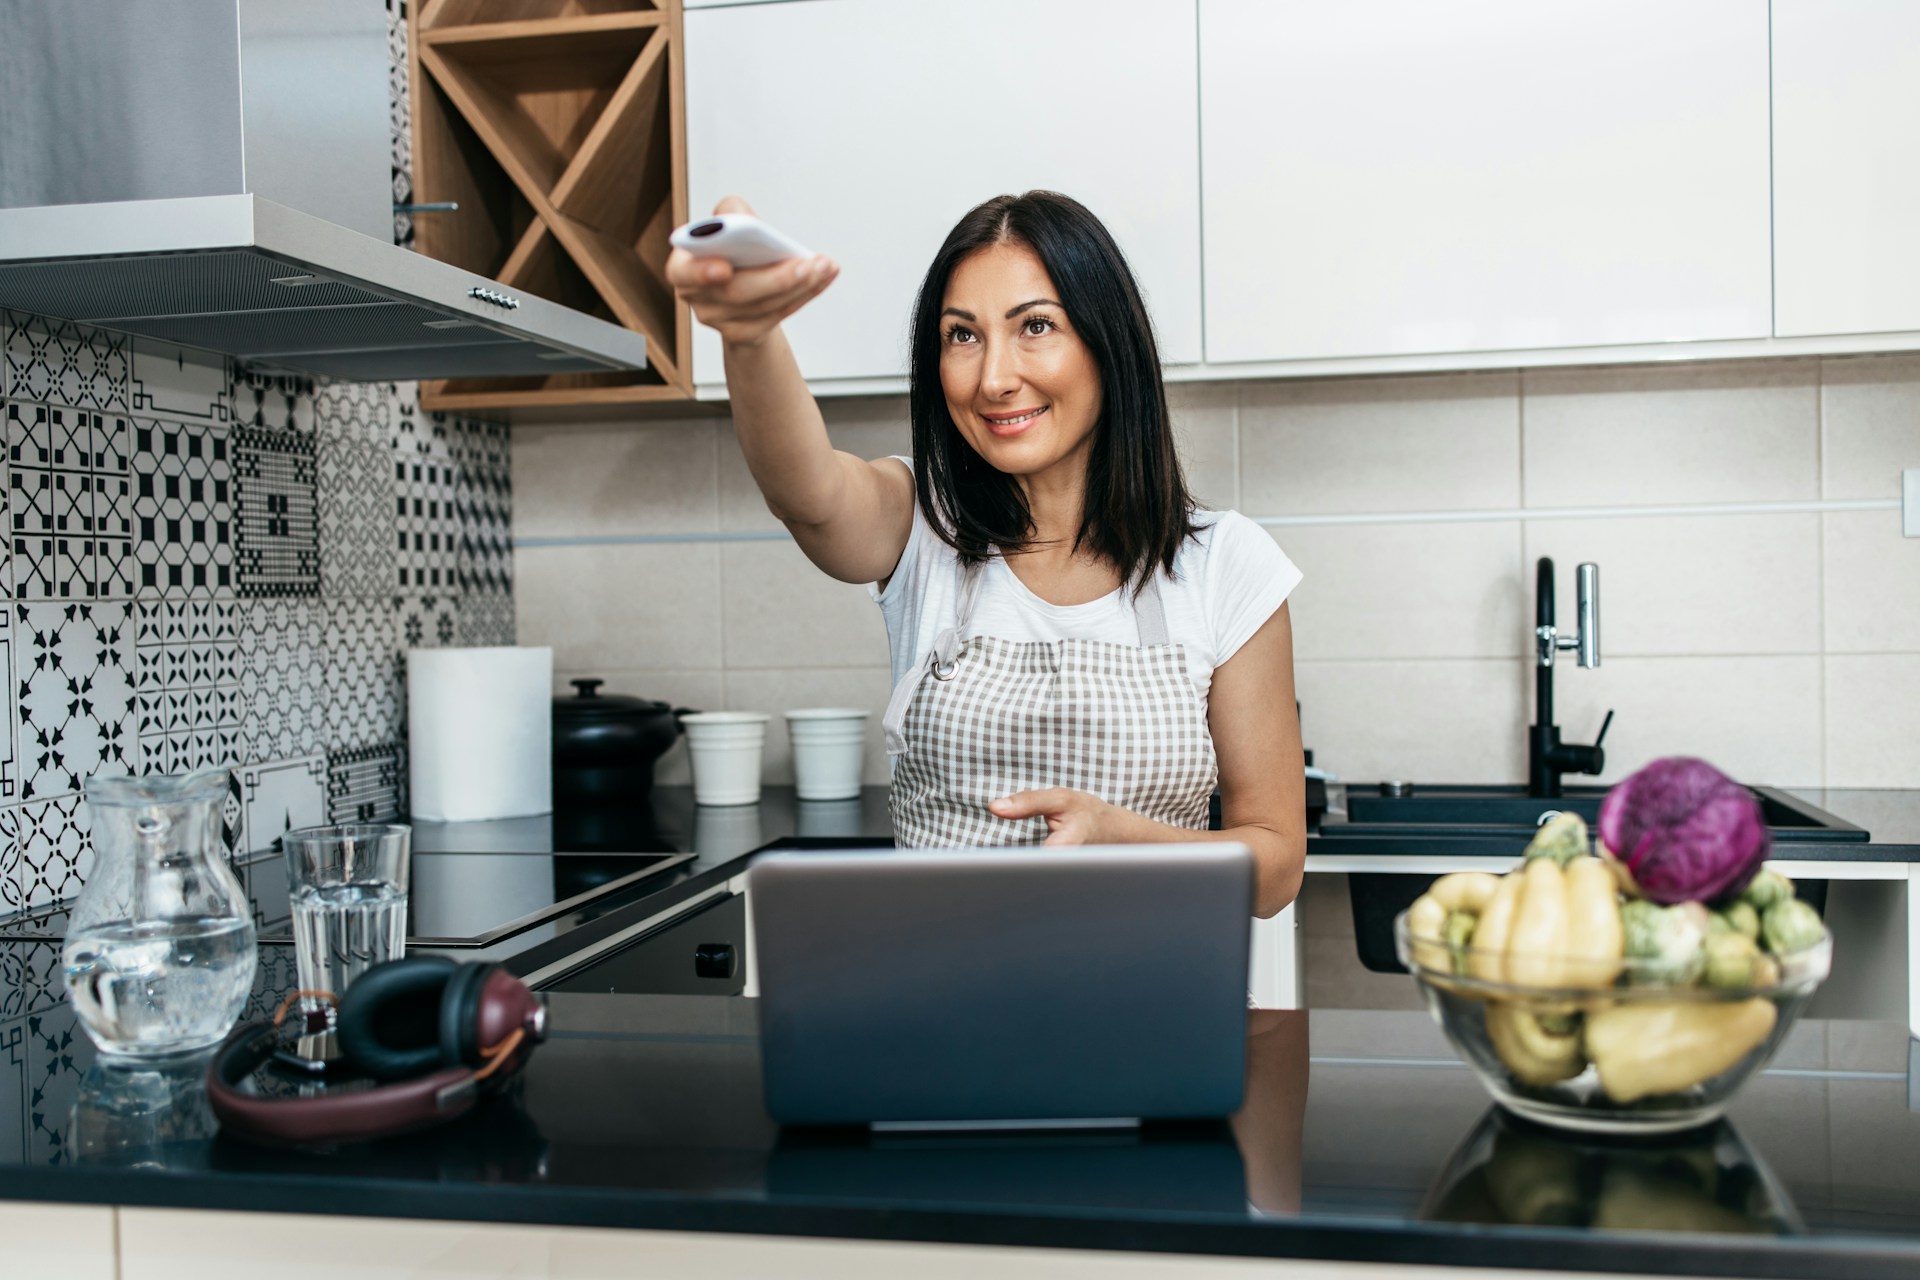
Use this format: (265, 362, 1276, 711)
(252, 810, 698, 949)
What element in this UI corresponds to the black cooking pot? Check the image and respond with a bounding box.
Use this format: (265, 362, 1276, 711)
(551, 678, 693, 805)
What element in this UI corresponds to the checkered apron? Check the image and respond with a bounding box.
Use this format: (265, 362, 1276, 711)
(882, 557, 1219, 847)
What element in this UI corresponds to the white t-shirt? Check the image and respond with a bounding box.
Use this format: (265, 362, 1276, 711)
(870, 460, 1303, 711)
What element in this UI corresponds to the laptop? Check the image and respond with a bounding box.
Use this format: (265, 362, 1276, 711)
(749, 844, 1253, 1127)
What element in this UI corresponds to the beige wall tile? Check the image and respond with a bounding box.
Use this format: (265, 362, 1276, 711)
(1522, 360, 1819, 507)
(1240, 371, 1520, 515)
(513, 418, 717, 538)
(717, 397, 912, 532)
(1526, 513, 1822, 656)
(1825, 509, 1920, 653)
(1278, 521, 1523, 661)
(553, 668, 725, 787)
(1820, 353, 1920, 499)
(1292, 659, 1527, 783)
(723, 667, 895, 786)
(516, 543, 721, 673)
(1550, 655, 1823, 787)
(720, 539, 891, 669)
(1826, 655, 1920, 787)
(1168, 381, 1239, 511)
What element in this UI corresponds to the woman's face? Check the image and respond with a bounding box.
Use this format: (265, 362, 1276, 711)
(938, 241, 1102, 484)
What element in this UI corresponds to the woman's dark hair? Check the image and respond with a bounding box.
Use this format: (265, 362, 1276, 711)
(908, 190, 1199, 590)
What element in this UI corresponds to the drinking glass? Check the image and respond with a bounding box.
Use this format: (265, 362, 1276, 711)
(282, 824, 411, 1027)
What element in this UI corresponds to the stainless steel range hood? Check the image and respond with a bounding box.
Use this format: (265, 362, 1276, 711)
(0, 0, 645, 382)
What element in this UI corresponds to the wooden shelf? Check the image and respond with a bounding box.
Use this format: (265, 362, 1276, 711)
(410, 0, 690, 410)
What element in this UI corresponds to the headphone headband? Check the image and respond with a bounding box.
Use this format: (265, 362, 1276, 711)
(207, 959, 545, 1146)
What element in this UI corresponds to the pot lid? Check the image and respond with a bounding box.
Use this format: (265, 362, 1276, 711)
(553, 678, 672, 722)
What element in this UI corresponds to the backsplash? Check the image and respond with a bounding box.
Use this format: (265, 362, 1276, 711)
(514, 355, 1919, 793)
(0, 320, 515, 918)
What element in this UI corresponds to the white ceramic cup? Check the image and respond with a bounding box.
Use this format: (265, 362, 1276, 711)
(680, 711, 771, 806)
(785, 708, 869, 801)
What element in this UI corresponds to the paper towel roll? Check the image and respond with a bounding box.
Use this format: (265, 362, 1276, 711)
(408, 646, 553, 822)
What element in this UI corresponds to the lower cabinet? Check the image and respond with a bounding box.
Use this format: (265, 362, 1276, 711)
(0, 1203, 114, 1280)
(543, 891, 748, 996)
(113, 1207, 1527, 1279)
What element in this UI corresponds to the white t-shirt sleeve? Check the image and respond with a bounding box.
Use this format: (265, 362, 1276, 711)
(1202, 511, 1303, 666)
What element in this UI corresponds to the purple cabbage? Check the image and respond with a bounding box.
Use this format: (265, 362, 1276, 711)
(1597, 757, 1769, 906)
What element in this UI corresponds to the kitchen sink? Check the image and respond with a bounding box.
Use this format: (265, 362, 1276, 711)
(1326, 783, 1868, 844)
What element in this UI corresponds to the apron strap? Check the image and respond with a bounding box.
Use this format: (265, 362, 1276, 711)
(883, 557, 982, 755)
(1134, 570, 1170, 647)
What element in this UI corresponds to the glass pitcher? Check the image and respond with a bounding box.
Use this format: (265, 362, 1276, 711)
(62, 768, 258, 1057)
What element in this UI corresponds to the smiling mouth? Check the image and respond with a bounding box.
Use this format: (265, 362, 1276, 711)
(980, 405, 1048, 435)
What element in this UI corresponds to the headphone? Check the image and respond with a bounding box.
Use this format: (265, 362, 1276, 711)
(208, 957, 548, 1146)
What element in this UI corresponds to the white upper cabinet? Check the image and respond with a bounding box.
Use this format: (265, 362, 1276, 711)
(1197, 0, 1773, 365)
(684, 0, 1204, 386)
(1772, 1, 1920, 338)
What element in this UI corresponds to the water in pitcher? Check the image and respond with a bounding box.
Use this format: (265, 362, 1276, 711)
(63, 916, 257, 1056)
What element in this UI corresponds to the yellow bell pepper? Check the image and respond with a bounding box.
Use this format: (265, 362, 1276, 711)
(1485, 1002, 1585, 1085)
(1584, 998, 1778, 1103)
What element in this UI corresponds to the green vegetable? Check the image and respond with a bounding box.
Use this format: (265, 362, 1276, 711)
(1761, 899, 1826, 955)
(1703, 931, 1777, 989)
(1708, 901, 1760, 940)
(1444, 910, 1477, 975)
(1524, 810, 1590, 868)
(1740, 866, 1794, 912)
(1621, 898, 1707, 983)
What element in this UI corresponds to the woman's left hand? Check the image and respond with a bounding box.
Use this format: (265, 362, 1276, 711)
(989, 789, 1135, 845)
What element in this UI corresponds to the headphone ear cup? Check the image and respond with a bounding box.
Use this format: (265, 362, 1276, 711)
(438, 962, 498, 1067)
(336, 956, 460, 1081)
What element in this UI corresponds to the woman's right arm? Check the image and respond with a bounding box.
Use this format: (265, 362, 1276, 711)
(668, 197, 914, 585)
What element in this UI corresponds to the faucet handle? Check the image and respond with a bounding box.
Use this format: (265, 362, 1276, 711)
(1594, 708, 1614, 748)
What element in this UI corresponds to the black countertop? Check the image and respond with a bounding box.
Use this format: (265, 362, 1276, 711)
(2, 973, 1918, 1278)
(3, 785, 1920, 1274)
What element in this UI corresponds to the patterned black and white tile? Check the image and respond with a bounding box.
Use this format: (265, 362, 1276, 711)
(5, 403, 132, 600)
(322, 596, 401, 754)
(326, 741, 404, 824)
(236, 598, 324, 764)
(3, 312, 128, 412)
(12, 601, 136, 800)
(229, 366, 316, 436)
(133, 599, 243, 774)
(314, 380, 398, 451)
(318, 436, 397, 599)
(237, 754, 327, 856)
(395, 447, 459, 594)
(395, 591, 460, 653)
(130, 416, 233, 598)
(391, 395, 452, 459)
(388, 0, 414, 250)
(454, 417, 512, 596)
(232, 426, 321, 598)
(0, 792, 92, 913)
(129, 339, 229, 424)
(456, 592, 515, 648)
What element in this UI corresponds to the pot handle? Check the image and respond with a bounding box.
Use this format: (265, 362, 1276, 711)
(671, 707, 699, 734)
(570, 678, 604, 698)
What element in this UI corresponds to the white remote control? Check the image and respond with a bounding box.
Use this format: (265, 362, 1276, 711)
(670, 214, 812, 269)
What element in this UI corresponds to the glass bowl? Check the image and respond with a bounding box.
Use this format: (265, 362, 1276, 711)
(1393, 910, 1831, 1136)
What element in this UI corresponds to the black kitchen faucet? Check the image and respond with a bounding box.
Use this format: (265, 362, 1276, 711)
(1529, 556, 1613, 798)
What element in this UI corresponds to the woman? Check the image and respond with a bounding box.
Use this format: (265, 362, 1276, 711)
(668, 192, 1305, 917)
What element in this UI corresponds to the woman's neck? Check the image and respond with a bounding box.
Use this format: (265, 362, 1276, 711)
(1015, 449, 1090, 555)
